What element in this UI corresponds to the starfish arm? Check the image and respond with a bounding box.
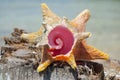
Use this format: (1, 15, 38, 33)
(74, 32, 91, 42)
(41, 3, 61, 25)
(71, 9, 90, 32)
(20, 31, 40, 43)
(86, 45, 109, 60)
(73, 42, 109, 60)
(37, 59, 52, 72)
(20, 26, 44, 43)
(66, 52, 77, 69)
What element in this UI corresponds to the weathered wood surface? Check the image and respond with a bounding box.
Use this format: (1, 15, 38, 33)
(0, 59, 120, 80)
(0, 62, 40, 80)
(0, 60, 104, 80)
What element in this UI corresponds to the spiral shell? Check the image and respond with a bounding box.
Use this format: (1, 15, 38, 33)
(48, 25, 74, 56)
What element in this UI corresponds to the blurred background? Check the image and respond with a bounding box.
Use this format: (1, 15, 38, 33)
(0, 0, 120, 60)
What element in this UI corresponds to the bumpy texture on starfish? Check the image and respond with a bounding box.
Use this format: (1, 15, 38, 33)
(21, 3, 109, 72)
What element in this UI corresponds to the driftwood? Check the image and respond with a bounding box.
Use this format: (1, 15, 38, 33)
(0, 28, 120, 80)
(0, 60, 104, 80)
(1, 59, 120, 80)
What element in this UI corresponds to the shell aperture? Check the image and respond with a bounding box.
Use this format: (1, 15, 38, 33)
(48, 25, 74, 56)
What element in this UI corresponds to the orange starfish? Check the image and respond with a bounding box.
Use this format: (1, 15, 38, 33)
(37, 3, 109, 72)
(21, 3, 109, 72)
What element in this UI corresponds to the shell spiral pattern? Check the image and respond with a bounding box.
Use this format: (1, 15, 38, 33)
(48, 25, 74, 56)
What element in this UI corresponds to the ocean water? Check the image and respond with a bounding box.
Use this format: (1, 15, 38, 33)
(0, 0, 120, 60)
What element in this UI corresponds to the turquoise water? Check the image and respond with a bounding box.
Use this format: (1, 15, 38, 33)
(0, 0, 120, 60)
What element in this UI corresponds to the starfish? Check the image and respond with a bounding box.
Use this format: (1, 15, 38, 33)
(20, 3, 109, 72)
